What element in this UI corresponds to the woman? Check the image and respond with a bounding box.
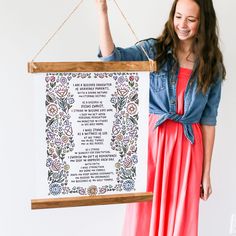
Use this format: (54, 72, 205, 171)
(96, 0, 226, 235)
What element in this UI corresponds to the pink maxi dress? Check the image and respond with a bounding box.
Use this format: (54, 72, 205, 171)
(122, 67, 204, 236)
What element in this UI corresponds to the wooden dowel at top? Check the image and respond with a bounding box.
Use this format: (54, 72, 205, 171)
(27, 61, 157, 73)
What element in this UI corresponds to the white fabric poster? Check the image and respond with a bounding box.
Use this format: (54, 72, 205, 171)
(33, 71, 149, 199)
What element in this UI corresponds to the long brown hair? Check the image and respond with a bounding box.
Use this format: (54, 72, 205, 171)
(156, 0, 226, 93)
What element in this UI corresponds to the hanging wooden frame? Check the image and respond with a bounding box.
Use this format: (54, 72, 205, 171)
(29, 60, 156, 210)
(28, 0, 159, 210)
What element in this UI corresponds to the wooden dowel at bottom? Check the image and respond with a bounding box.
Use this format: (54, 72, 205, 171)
(31, 192, 153, 210)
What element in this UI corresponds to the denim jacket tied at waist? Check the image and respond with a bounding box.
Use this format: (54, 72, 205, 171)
(98, 38, 222, 144)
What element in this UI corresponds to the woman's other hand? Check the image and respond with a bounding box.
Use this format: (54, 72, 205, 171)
(200, 174, 212, 201)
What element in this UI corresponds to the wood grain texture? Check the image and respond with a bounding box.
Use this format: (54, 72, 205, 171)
(28, 61, 157, 73)
(31, 192, 153, 210)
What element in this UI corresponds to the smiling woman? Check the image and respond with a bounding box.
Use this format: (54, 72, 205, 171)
(174, 0, 200, 43)
(96, 0, 225, 235)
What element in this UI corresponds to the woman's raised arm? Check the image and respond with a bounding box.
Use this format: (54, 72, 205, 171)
(95, 0, 115, 57)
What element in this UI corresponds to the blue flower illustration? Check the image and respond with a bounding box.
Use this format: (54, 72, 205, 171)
(123, 180, 135, 192)
(46, 158, 53, 167)
(67, 97, 75, 104)
(132, 155, 138, 164)
(49, 183, 62, 195)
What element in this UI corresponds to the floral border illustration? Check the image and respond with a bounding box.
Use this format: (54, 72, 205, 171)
(45, 72, 140, 196)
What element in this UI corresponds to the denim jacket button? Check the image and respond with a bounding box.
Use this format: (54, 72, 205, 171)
(170, 99, 175, 104)
(171, 79, 176, 85)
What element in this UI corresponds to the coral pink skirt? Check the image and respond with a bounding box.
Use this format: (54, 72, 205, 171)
(122, 68, 203, 236)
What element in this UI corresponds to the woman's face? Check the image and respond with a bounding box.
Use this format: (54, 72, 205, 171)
(174, 0, 200, 44)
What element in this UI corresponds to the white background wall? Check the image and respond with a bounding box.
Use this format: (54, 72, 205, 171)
(0, 0, 235, 235)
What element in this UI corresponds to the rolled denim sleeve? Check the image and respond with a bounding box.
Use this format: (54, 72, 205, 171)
(200, 78, 222, 125)
(97, 38, 157, 61)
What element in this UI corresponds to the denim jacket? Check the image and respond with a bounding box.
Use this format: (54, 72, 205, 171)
(98, 38, 222, 144)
